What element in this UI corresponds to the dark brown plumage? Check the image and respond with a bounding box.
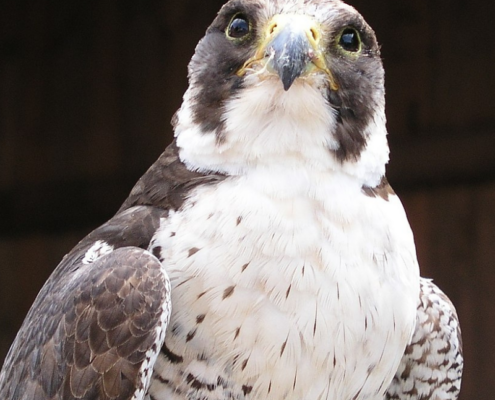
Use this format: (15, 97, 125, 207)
(119, 142, 226, 213)
(0, 247, 168, 399)
(0, 144, 224, 399)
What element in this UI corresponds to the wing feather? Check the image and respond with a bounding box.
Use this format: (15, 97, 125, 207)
(0, 142, 226, 399)
(386, 278, 463, 400)
(0, 209, 171, 400)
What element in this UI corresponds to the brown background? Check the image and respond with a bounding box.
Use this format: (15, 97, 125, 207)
(1, 0, 494, 399)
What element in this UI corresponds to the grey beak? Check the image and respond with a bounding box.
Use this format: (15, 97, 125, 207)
(268, 25, 313, 91)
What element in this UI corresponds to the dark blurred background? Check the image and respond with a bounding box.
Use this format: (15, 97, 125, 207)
(1, 0, 494, 398)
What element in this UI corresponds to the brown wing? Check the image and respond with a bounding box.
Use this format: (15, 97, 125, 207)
(0, 142, 225, 399)
(386, 278, 463, 400)
(0, 245, 170, 400)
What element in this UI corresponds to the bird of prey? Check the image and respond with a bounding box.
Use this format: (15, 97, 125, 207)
(0, 0, 463, 399)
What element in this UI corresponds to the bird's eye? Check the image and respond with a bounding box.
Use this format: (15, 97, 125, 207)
(338, 28, 361, 53)
(227, 15, 250, 39)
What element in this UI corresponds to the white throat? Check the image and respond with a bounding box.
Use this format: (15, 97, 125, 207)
(175, 77, 389, 188)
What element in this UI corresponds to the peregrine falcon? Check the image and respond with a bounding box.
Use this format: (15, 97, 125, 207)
(0, 0, 463, 399)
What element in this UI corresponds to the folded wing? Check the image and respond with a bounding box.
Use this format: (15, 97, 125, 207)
(386, 278, 463, 400)
(0, 208, 171, 400)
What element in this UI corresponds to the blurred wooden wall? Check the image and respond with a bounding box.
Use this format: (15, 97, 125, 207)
(0, 0, 494, 399)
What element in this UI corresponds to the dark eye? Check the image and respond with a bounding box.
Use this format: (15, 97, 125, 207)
(227, 15, 250, 39)
(338, 28, 361, 53)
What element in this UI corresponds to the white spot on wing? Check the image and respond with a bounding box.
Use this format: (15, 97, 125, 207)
(82, 240, 114, 264)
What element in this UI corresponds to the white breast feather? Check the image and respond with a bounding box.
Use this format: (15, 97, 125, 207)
(176, 75, 388, 187)
(149, 79, 420, 400)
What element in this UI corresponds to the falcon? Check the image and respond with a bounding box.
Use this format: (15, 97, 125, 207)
(0, 0, 463, 399)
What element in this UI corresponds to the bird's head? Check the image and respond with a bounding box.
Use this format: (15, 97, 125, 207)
(175, 0, 388, 186)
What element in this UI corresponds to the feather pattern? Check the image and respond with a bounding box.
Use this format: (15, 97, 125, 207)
(0, 154, 224, 399)
(0, 0, 463, 399)
(385, 279, 463, 400)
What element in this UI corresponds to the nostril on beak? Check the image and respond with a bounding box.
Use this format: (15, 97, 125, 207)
(309, 27, 320, 43)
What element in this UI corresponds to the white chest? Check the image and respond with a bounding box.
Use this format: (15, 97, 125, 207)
(148, 172, 419, 400)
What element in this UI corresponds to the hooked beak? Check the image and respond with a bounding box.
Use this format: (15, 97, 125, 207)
(238, 14, 337, 91)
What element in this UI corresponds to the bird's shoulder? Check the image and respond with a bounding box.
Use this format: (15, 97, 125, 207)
(119, 140, 227, 213)
(0, 142, 225, 399)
